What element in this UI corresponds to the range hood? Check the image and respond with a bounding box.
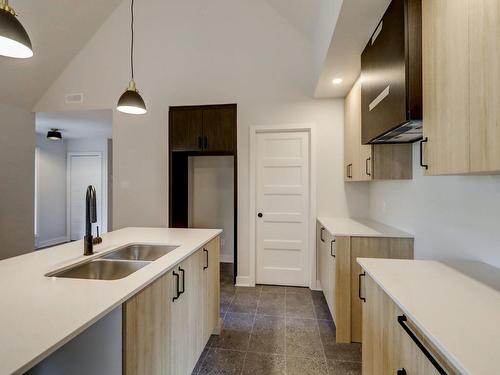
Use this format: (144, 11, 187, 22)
(361, 0, 422, 144)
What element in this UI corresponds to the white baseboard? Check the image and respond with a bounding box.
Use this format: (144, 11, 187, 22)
(220, 253, 234, 263)
(311, 280, 322, 291)
(37, 236, 68, 249)
(235, 276, 255, 287)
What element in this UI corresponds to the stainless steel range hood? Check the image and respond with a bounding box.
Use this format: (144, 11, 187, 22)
(361, 0, 422, 144)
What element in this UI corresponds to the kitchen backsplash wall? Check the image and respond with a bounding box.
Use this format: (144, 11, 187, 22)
(370, 143, 500, 267)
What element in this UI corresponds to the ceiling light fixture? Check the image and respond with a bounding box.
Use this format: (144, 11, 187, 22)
(47, 129, 62, 141)
(332, 78, 343, 85)
(0, 0, 33, 58)
(117, 0, 147, 115)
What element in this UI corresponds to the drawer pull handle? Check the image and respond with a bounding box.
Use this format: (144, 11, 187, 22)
(397, 315, 447, 374)
(358, 272, 366, 302)
(330, 239, 336, 258)
(320, 227, 325, 243)
(203, 248, 209, 270)
(172, 270, 180, 301)
(420, 137, 429, 170)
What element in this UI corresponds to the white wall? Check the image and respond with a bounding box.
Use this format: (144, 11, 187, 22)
(34, 0, 369, 280)
(67, 138, 111, 233)
(0, 103, 35, 260)
(189, 156, 234, 263)
(35, 135, 67, 248)
(370, 144, 500, 268)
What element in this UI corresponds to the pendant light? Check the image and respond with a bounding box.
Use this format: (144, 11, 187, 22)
(117, 0, 147, 115)
(0, 0, 33, 58)
(47, 129, 62, 141)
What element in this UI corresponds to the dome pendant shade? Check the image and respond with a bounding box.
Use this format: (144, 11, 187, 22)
(117, 80, 147, 115)
(47, 129, 62, 141)
(0, 4, 33, 59)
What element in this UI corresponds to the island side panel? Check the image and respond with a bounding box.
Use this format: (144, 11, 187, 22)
(27, 306, 122, 375)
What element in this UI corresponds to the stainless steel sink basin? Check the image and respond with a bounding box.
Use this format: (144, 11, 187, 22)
(101, 244, 179, 261)
(49, 259, 149, 280)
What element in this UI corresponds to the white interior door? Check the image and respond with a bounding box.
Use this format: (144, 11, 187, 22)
(255, 130, 310, 286)
(69, 154, 102, 241)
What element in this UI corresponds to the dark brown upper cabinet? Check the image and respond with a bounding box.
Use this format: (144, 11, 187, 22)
(361, 0, 422, 144)
(169, 104, 236, 153)
(170, 108, 203, 151)
(202, 107, 235, 153)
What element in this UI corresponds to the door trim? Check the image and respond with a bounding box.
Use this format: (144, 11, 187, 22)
(248, 124, 317, 288)
(66, 152, 105, 242)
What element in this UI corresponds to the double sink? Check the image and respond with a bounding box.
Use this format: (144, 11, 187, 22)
(47, 244, 179, 280)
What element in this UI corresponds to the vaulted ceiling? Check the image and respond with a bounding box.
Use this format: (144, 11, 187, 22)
(0, 0, 122, 110)
(0, 0, 346, 110)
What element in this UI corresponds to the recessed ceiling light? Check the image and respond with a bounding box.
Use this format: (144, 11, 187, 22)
(332, 78, 343, 85)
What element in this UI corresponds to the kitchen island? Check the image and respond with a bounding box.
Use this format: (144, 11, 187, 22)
(0, 227, 222, 375)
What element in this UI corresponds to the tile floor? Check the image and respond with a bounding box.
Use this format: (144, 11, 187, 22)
(192, 263, 362, 375)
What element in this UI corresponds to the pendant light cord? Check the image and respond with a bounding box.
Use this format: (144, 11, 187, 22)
(130, 0, 135, 81)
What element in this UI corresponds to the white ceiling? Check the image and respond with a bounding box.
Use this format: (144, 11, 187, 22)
(265, 0, 327, 41)
(36, 110, 112, 140)
(0, 0, 121, 109)
(314, 0, 392, 98)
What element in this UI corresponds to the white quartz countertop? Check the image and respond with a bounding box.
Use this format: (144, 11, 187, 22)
(358, 258, 500, 375)
(317, 217, 413, 238)
(0, 227, 222, 375)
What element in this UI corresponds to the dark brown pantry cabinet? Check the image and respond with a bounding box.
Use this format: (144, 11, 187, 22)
(168, 103, 238, 281)
(169, 105, 236, 153)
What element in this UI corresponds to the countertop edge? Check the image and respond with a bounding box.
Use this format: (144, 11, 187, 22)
(317, 217, 414, 239)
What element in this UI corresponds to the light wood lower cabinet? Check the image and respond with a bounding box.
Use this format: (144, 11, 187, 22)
(203, 237, 221, 342)
(123, 271, 171, 375)
(317, 223, 413, 344)
(123, 237, 220, 375)
(363, 275, 450, 375)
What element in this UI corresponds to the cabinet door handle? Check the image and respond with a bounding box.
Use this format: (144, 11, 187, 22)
(365, 157, 372, 176)
(397, 370, 407, 375)
(420, 137, 429, 170)
(203, 248, 209, 270)
(178, 267, 185, 295)
(348, 163, 353, 178)
(358, 272, 366, 302)
(346, 164, 353, 179)
(204, 136, 208, 149)
(397, 315, 447, 374)
(172, 270, 180, 301)
(198, 136, 203, 149)
(320, 227, 325, 242)
(330, 239, 336, 258)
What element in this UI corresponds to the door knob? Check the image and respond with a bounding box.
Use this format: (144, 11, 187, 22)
(258, 213, 263, 218)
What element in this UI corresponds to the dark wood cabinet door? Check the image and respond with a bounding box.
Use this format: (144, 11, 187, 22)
(170, 109, 203, 151)
(202, 106, 235, 153)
